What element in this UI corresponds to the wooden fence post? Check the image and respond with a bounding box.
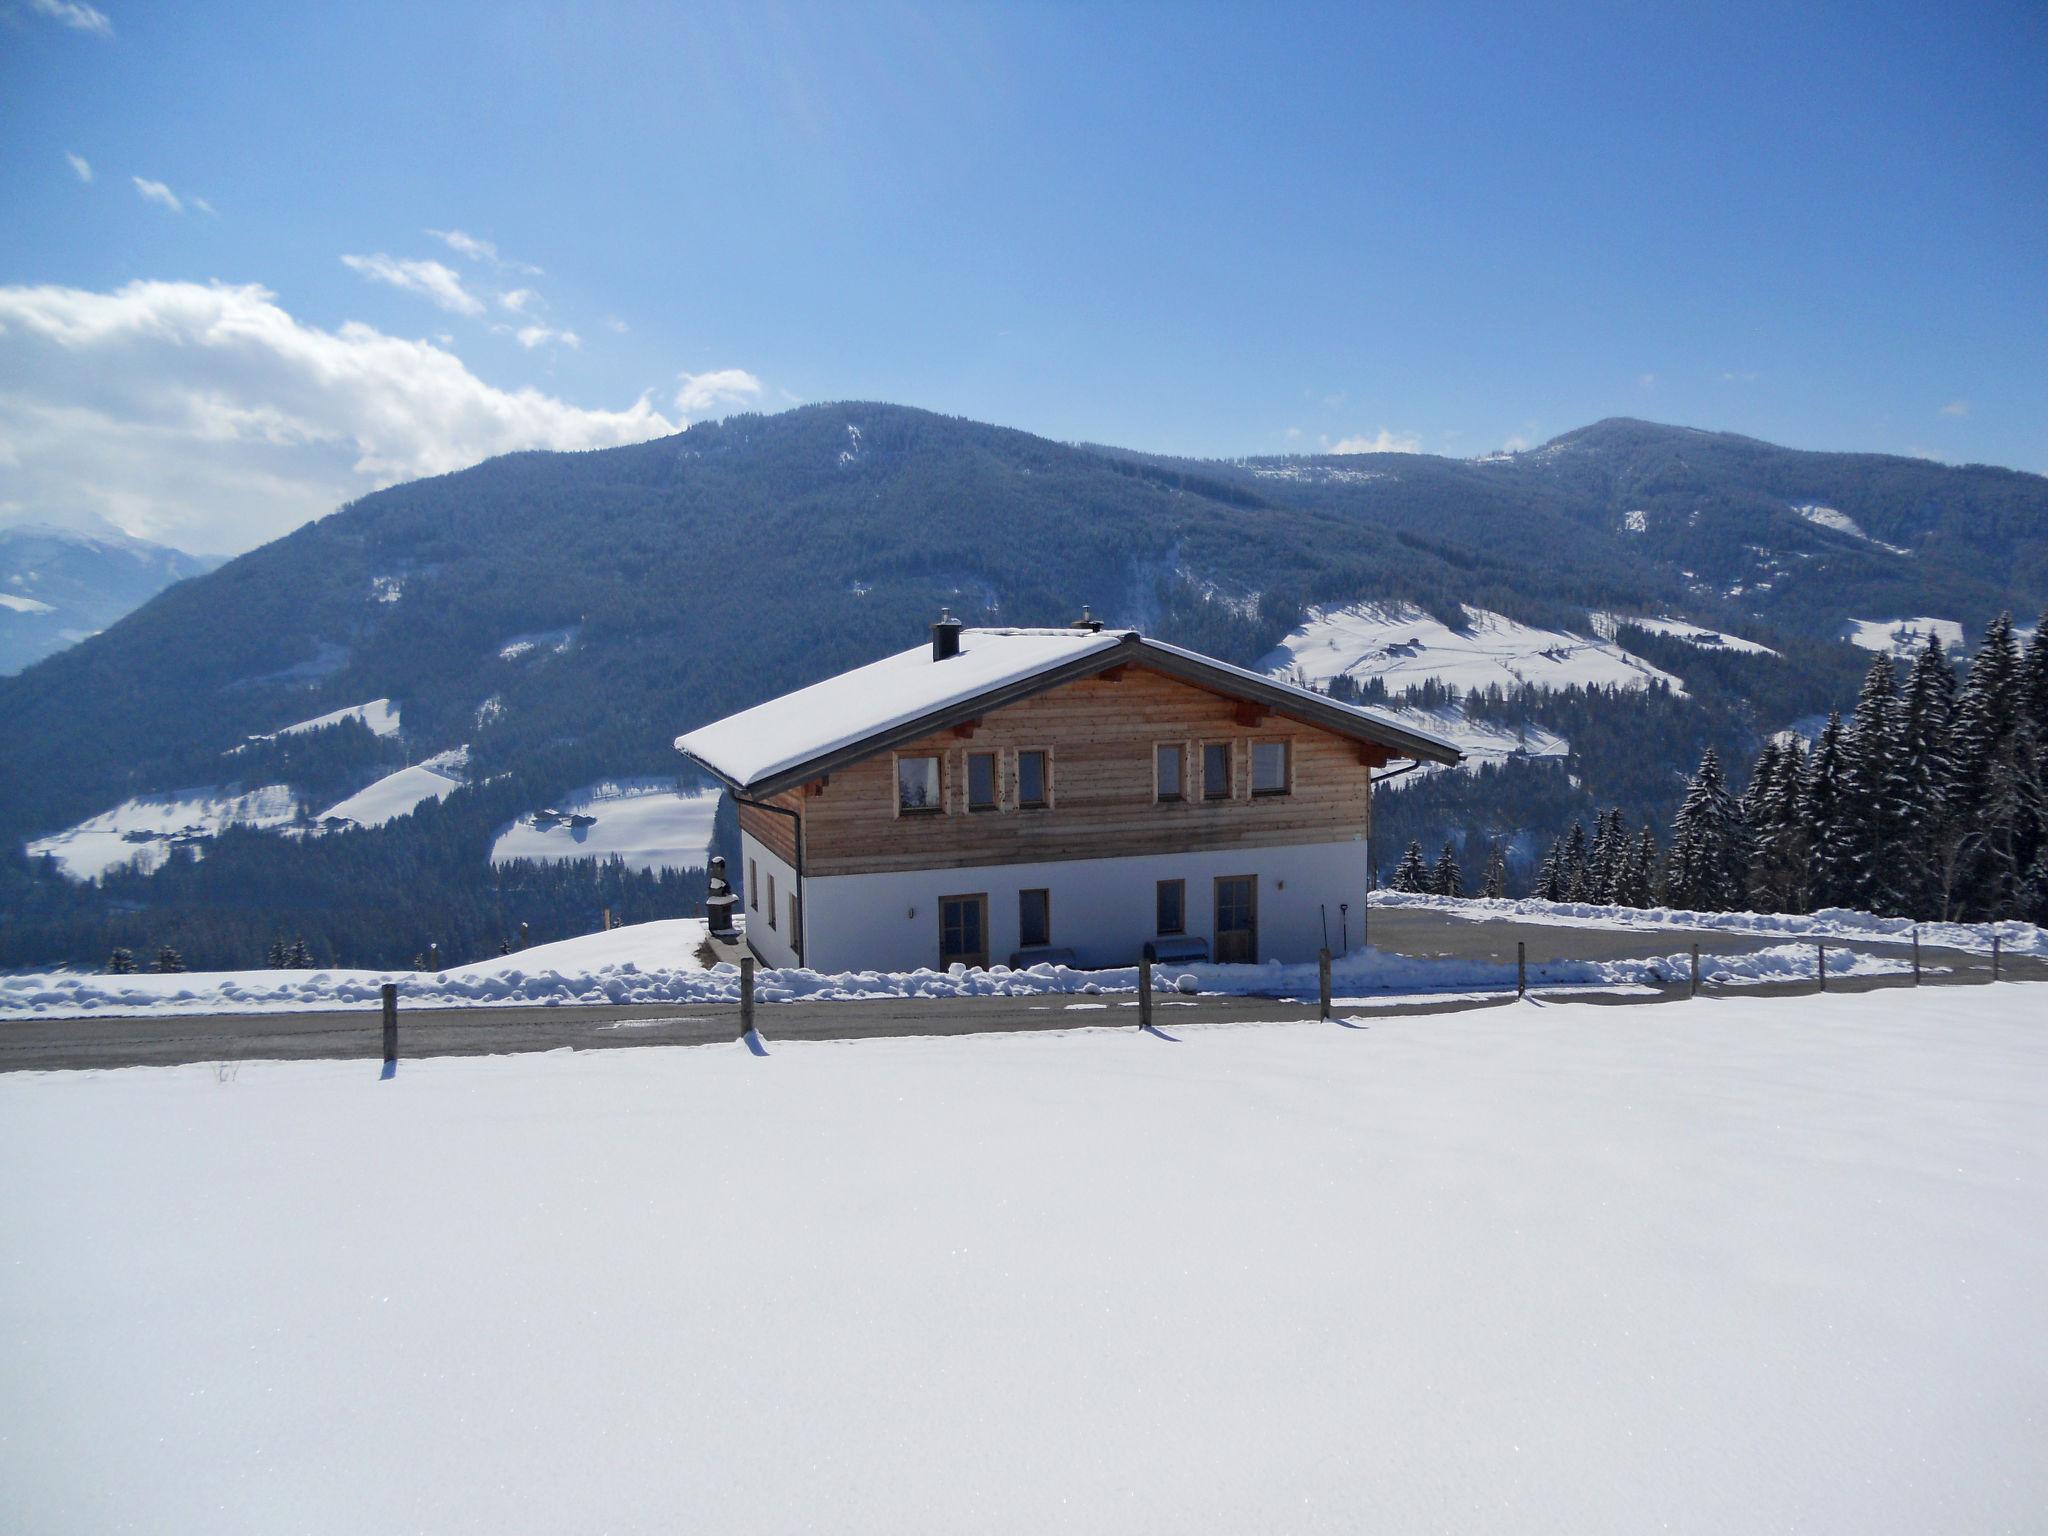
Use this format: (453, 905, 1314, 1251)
(1689, 943, 1700, 998)
(1817, 943, 1827, 992)
(1992, 934, 2001, 982)
(1516, 940, 1527, 998)
(1138, 954, 1154, 1031)
(1912, 927, 1921, 985)
(381, 983, 397, 1068)
(1318, 948, 1332, 1020)
(739, 956, 756, 1038)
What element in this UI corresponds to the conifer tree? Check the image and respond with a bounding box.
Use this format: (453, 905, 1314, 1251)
(1533, 841, 1565, 902)
(1588, 809, 1626, 904)
(1480, 844, 1508, 899)
(2019, 607, 2048, 740)
(1948, 613, 2026, 917)
(1392, 840, 1431, 893)
(1616, 826, 1659, 908)
(288, 937, 312, 969)
(154, 946, 184, 974)
(267, 938, 288, 969)
(1748, 738, 1808, 912)
(1838, 655, 1902, 912)
(1664, 747, 1742, 911)
(1560, 820, 1592, 902)
(1432, 840, 1464, 898)
(1802, 713, 1849, 909)
(106, 946, 135, 975)
(1893, 638, 1959, 916)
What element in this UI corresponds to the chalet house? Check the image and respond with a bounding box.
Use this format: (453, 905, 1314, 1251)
(676, 615, 1460, 973)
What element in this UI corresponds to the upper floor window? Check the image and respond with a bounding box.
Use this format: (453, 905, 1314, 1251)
(1017, 749, 1049, 809)
(898, 754, 941, 813)
(967, 751, 999, 811)
(1251, 740, 1290, 796)
(1155, 743, 1184, 802)
(1202, 741, 1233, 800)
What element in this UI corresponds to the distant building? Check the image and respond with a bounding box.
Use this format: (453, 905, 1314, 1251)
(677, 615, 1459, 973)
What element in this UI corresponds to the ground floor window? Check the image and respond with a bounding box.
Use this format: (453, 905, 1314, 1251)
(1156, 878, 1185, 936)
(1019, 888, 1051, 948)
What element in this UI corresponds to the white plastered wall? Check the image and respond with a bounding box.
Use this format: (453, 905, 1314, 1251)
(738, 828, 801, 969)
(798, 836, 1371, 974)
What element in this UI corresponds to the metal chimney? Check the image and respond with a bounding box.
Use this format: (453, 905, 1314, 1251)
(1071, 605, 1103, 633)
(931, 609, 963, 661)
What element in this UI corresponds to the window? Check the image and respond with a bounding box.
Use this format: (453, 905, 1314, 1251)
(766, 872, 777, 929)
(1155, 743, 1184, 802)
(1251, 740, 1290, 796)
(1019, 888, 1051, 948)
(1156, 878, 1186, 936)
(789, 892, 800, 946)
(967, 751, 998, 811)
(1203, 741, 1233, 800)
(1017, 749, 1049, 809)
(749, 859, 759, 910)
(897, 754, 941, 813)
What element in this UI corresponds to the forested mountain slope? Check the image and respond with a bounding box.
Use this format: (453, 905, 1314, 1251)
(3, 404, 2043, 968)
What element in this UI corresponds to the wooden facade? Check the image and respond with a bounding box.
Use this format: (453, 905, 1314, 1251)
(760, 665, 1390, 879)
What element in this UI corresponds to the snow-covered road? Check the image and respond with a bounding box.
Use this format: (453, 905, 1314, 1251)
(4, 988, 2044, 1534)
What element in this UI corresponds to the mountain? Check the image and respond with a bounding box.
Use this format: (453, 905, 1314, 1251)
(0, 522, 222, 676)
(3, 405, 2044, 969)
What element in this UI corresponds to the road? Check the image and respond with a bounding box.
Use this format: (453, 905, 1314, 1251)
(5, 908, 2037, 1072)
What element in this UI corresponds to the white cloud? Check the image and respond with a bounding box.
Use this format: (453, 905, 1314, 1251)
(1282, 426, 1303, 441)
(603, 316, 629, 334)
(0, 279, 689, 553)
(1940, 398, 1970, 418)
(514, 324, 581, 350)
(192, 197, 216, 216)
(65, 151, 92, 183)
(675, 368, 764, 417)
(1326, 428, 1420, 455)
(132, 177, 183, 214)
(1500, 434, 1533, 453)
(1719, 370, 1759, 383)
(426, 227, 542, 275)
(496, 288, 540, 314)
(31, 0, 112, 36)
(1638, 372, 1658, 390)
(340, 254, 484, 316)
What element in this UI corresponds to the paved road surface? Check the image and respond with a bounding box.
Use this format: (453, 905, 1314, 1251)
(5, 909, 2036, 1072)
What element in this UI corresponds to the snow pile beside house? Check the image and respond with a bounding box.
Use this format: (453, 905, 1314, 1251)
(0, 919, 1918, 1018)
(5, 991, 2044, 1534)
(1375, 890, 2048, 957)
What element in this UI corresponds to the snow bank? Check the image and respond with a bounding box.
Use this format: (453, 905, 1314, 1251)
(1375, 890, 2048, 957)
(1261, 601, 1684, 697)
(0, 917, 1920, 1019)
(5, 990, 2044, 1534)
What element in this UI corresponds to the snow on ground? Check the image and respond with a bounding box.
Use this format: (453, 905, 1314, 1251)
(1592, 612, 1778, 656)
(245, 697, 401, 743)
(1791, 503, 1911, 555)
(490, 780, 720, 872)
(312, 762, 463, 829)
(25, 785, 300, 881)
(497, 626, 576, 660)
(1376, 889, 2048, 957)
(1262, 601, 1685, 696)
(1369, 702, 1570, 770)
(0, 919, 1919, 1018)
(4, 988, 2043, 1534)
(1844, 616, 1964, 657)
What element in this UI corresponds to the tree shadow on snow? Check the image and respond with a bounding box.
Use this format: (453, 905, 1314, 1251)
(1140, 1023, 1181, 1042)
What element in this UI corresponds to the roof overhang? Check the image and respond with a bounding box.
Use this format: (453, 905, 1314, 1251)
(679, 631, 1461, 796)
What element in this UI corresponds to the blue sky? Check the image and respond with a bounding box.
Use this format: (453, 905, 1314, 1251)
(2, 0, 2043, 552)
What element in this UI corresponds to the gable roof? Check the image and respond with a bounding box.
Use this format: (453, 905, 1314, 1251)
(676, 627, 1462, 795)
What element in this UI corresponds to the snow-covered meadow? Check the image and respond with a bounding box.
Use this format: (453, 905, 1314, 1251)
(4, 988, 2043, 1534)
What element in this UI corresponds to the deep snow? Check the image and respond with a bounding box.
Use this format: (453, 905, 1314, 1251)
(2, 988, 2043, 1534)
(0, 916, 1919, 1018)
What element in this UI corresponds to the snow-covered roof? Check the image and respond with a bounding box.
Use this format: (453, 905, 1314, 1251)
(677, 626, 1461, 792)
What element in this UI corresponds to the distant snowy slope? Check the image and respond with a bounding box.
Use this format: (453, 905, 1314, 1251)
(1370, 704, 1570, 770)
(1592, 613, 1778, 656)
(27, 785, 300, 880)
(0, 521, 220, 675)
(1791, 504, 1911, 556)
(1845, 617, 1964, 657)
(315, 762, 463, 829)
(1262, 602, 1684, 696)
(492, 782, 720, 873)
(251, 698, 401, 742)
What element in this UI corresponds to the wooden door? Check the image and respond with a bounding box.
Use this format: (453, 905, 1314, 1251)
(939, 893, 989, 969)
(1214, 875, 1257, 964)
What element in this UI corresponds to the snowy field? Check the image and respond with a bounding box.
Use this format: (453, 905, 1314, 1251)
(0, 917, 1924, 1018)
(312, 760, 462, 829)
(3, 988, 2043, 1534)
(490, 781, 720, 872)
(25, 784, 300, 880)
(1260, 601, 1684, 696)
(1844, 616, 1964, 657)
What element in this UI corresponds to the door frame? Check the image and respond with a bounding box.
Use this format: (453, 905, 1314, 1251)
(1212, 874, 1258, 964)
(938, 892, 990, 970)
